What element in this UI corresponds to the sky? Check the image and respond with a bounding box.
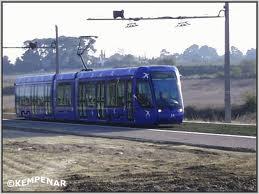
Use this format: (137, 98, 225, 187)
(2, 2, 257, 63)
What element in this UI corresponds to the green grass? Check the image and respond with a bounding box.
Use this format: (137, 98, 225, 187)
(159, 122, 257, 136)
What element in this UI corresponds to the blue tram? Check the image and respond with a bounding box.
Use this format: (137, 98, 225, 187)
(14, 65, 184, 125)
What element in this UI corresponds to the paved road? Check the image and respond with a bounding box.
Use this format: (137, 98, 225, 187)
(2, 119, 256, 151)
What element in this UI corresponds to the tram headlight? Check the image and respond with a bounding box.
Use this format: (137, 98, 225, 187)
(178, 108, 183, 113)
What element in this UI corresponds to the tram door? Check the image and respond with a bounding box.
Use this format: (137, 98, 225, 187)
(126, 80, 133, 120)
(97, 82, 105, 119)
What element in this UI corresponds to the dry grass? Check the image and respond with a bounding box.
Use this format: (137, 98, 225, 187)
(233, 112, 257, 124)
(3, 130, 256, 192)
(3, 75, 16, 88)
(3, 95, 15, 112)
(182, 78, 256, 108)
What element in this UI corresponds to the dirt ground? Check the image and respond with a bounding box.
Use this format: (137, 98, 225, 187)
(3, 129, 256, 192)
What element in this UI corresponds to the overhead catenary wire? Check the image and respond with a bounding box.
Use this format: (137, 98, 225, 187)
(87, 15, 224, 21)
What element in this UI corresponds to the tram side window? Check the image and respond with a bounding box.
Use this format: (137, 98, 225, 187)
(37, 85, 44, 106)
(44, 85, 48, 102)
(24, 86, 28, 105)
(44, 84, 51, 103)
(78, 83, 84, 105)
(106, 81, 116, 107)
(34, 85, 38, 106)
(15, 85, 21, 106)
(85, 82, 96, 107)
(20, 85, 25, 106)
(57, 83, 72, 106)
(136, 80, 153, 108)
(106, 80, 126, 107)
(127, 80, 132, 105)
(117, 80, 125, 107)
(78, 83, 85, 115)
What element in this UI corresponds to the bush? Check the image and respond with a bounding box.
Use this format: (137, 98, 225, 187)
(242, 92, 256, 113)
(185, 106, 224, 121)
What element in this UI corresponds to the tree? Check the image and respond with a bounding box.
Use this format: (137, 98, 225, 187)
(182, 44, 201, 63)
(239, 59, 256, 78)
(245, 48, 256, 60)
(123, 54, 138, 66)
(3, 56, 13, 74)
(16, 49, 42, 72)
(160, 49, 170, 57)
(157, 49, 175, 66)
(199, 45, 218, 60)
(230, 46, 243, 64)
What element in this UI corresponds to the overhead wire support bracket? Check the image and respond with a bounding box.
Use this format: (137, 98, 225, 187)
(87, 15, 224, 21)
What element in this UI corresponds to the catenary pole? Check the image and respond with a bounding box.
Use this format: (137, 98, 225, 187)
(55, 25, 60, 74)
(224, 2, 231, 123)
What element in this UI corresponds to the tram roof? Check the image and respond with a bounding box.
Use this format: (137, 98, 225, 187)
(77, 65, 178, 79)
(15, 74, 55, 84)
(77, 67, 138, 79)
(15, 66, 178, 84)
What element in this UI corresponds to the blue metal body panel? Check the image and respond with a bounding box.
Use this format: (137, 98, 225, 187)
(14, 66, 184, 125)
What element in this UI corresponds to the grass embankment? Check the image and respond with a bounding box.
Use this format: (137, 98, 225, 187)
(3, 131, 256, 192)
(184, 91, 256, 124)
(159, 122, 256, 136)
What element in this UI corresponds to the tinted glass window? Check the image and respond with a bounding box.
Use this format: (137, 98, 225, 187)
(38, 85, 44, 106)
(106, 81, 116, 107)
(57, 83, 72, 106)
(117, 80, 125, 107)
(152, 71, 181, 108)
(85, 82, 96, 107)
(44, 84, 52, 114)
(106, 80, 126, 107)
(136, 80, 153, 108)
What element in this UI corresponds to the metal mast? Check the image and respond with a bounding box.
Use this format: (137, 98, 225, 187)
(55, 25, 60, 74)
(224, 2, 231, 123)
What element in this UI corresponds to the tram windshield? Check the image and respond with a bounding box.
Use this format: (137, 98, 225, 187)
(152, 71, 181, 109)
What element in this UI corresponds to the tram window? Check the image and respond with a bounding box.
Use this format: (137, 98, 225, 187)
(35, 85, 39, 106)
(44, 85, 47, 101)
(57, 83, 72, 106)
(78, 83, 88, 107)
(117, 80, 125, 107)
(38, 85, 44, 106)
(29, 85, 33, 105)
(136, 80, 153, 108)
(23, 86, 26, 105)
(25, 85, 30, 106)
(31, 85, 35, 108)
(85, 82, 96, 107)
(44, 84, 50, 102)
(15, 85, 20, 106)
(36, 85, 39, 106)
(106, 81, 116, 107)
(20, 86, 23, 105)
(78, 83, 84, 115)
(44, 84, 51, 113)
(78, 83, 84, 105)
(127, 80, 132, 103)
